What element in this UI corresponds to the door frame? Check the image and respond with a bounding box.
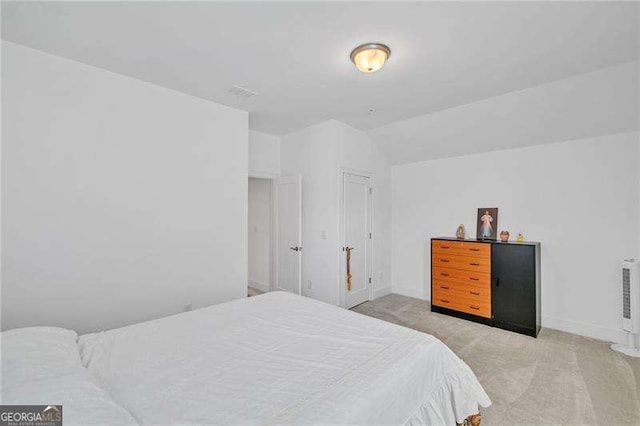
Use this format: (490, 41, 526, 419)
(248, 171, 278, 293)
(338, 167, 374, 308)
(273, 174, 303, 295)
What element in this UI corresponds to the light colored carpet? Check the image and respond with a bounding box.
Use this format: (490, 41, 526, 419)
(351, 293, 640, 425)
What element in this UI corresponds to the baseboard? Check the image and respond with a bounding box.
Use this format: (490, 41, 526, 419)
(391, 285, 427, 300)
(389, 286, 626, 344)
(372, 286, 391, 300)
(248, 280, 269, 293)
(542, 315, 628, 344)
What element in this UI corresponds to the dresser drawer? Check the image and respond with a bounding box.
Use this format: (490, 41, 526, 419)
(432, 267, 490, 288)
(431, 290, 491, 318)
(454, 300, 491, 318)
(432, 280, 491, 300)
(432, 253, 491, 273)
(432, 240, 490, 259)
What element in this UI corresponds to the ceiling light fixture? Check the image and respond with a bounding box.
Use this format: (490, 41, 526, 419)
(350, 43, 391, 73)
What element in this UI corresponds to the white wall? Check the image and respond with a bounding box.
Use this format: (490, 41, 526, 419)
(2, 42, 249, 333)
(280, 120, 392, 305)
(249, 130, 280, 177)
(391, 132, 639, 343)
(281, 121, 341, 304)
(248, 178, 271, 292)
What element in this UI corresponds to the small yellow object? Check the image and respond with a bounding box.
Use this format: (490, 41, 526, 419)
(516, 233, 525, 242)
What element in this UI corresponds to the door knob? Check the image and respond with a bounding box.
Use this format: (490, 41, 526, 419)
(342, 246, 354, 252)
(289, 246, 302, 252)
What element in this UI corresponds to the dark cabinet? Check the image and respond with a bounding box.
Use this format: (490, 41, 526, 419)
(430, 237, 541, 337)
(491, 243, 540, 337)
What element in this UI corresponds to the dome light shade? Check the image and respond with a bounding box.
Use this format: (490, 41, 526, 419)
(350, 43, 391, 73)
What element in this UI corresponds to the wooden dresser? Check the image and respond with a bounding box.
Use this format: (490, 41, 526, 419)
(431, 237, 541, 337)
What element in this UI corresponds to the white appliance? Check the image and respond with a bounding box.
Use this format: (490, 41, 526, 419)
(611, 259, 640, 357)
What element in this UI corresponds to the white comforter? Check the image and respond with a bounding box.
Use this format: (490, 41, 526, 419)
(79, 292, 490, 425)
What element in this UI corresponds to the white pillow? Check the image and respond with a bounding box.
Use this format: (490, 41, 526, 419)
(1, 327, 138, 426)
(1, 327, 81, 387)
(1, 376, 139, 426)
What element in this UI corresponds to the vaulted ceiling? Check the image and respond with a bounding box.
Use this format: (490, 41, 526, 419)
(3, 1, 639, 162)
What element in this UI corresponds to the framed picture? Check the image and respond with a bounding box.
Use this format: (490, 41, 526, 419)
(476, 208, 498, 240)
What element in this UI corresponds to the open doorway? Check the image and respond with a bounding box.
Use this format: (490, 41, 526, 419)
(247, 174, 303, 298)
(248, 177, 272, 297)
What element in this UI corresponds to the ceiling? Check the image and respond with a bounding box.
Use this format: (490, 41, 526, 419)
(371, 60, 639, 164)
(2, 1, 639, 137)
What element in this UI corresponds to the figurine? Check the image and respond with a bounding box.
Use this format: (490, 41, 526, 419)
(516, 233, 525, 243)
(455, 224, 466, 239)
(499, 230, 510, 242)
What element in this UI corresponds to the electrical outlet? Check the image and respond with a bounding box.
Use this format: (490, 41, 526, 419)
(321, 230, 327, 240)
(184, 304, 193, 312)
(307, 280, 313, 289)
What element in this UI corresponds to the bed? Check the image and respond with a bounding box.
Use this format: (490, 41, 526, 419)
(0, 327, 138, 425)
(2, 291, 490, 425)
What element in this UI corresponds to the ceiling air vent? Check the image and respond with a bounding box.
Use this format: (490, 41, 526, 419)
(228, 85, 258, 99)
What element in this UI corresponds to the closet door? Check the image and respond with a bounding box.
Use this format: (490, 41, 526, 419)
(491, 244, 537, 337)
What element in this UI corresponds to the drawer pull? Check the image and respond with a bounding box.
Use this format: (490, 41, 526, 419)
(440, 286, 450, 290)
(470, 291, 480, 295)
(470, 248, 480, 252)
(469, 262, 480, 266)
(469, 277, 479, 281)
(440, 259, 450, 263)
(440, 273, 450, 277)
(440, 246, 450, 249)
(469, 305, 480, 310)
(440, 299, 450, 304)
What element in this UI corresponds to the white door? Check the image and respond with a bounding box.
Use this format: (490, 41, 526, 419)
(275, 175, 302, 295)
(342, 172, 372, 308)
